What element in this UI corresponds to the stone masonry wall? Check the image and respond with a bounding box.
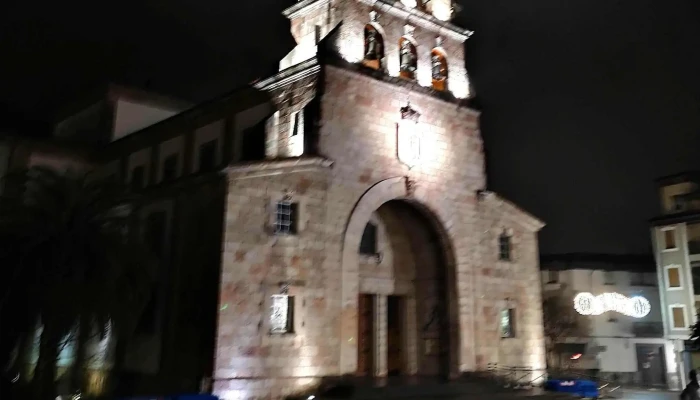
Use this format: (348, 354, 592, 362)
(214, 160, 339, 400)
(475, 194, 547, 377)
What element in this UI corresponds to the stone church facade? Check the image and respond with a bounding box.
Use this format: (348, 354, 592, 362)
(213, 1, 547, 399)
(0, 0, 547, 398)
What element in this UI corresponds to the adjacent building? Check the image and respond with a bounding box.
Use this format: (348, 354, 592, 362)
(4, 1, 550, 399)
(540, 254, 673, 388)
(650, 171, 700, 390)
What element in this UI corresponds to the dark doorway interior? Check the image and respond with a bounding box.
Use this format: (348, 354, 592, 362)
(635, 344, 667, 387)
(387, 295, 404, 376)
(357, 294, 375, 377)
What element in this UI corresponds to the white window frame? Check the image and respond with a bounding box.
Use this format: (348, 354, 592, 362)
(664, 264, 684, 291)
(669, 303, 689, 330)
(661, 227, 679, 252)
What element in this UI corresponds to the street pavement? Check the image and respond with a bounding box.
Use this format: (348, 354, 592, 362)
(615, 389, 677, 400)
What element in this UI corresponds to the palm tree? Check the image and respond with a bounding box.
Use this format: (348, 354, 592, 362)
(690, 312, 700, 348)
(0, 166, 155, 399)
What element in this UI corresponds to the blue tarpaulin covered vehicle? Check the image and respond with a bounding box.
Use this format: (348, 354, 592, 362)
(545, 379, 599, 398)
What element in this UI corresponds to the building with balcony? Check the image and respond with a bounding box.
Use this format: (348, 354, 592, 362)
(651, 171, 700, 390)
(540, 253, 673, 388)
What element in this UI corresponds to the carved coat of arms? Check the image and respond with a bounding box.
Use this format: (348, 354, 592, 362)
(397, 103, 422, 168)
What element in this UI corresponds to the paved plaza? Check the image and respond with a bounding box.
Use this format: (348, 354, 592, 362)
(614, 389, 677, 400)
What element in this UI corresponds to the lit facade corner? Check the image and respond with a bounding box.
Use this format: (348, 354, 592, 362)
(339, 32, 364, 64)
(449, 74, 470, 99)
(279, 42, 319, 71)
(432, 4, 452, 21)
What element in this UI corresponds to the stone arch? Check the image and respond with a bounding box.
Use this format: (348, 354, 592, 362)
(339, 176, 461, 378)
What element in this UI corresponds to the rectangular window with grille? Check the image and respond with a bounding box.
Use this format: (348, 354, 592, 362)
(274, 200, 298, 235)
(498, 234, 511, 261)
(270, 295, 294, 334)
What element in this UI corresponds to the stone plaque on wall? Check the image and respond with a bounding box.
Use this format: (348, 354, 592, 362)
(270, 294, 289, 334)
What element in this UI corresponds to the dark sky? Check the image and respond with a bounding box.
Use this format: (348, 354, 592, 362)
(1, 0, 699, 255)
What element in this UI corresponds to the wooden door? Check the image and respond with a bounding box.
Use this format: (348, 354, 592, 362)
(387, 295, 404, 376)
(357, 294, 374, 376)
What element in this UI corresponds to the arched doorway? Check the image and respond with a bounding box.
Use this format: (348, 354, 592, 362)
(353, 199, 459, 381)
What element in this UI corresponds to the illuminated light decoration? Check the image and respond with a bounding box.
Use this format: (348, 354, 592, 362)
(573, 292, 651, 318)
(401, 0, 418, 8)
(570, 353, 582, 360)
(397, 103, 422, 168)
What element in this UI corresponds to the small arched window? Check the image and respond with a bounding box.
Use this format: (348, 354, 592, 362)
(399, 32, 418, 80)
(431, 46, 448, 91)
(363, 24, 385, 70)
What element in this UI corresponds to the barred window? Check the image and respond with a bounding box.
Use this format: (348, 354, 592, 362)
(274, 200, 298, 235)
(498, 233, 511, 261)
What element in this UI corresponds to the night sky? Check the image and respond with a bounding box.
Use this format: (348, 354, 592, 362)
(1, 0, 699, 255)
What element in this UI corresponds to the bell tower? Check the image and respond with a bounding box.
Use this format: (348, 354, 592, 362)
(277, 0, 472, 98)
